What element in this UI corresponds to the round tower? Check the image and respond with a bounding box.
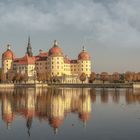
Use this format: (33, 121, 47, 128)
(78, 46, 91, 77)
(48, 40, 64, 77)
(1, 44, 15, 82)
(2, 95, 14, 129)
(78, 90, 91, 127)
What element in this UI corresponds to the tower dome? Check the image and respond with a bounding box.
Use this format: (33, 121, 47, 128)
(49, 117, 63, 134)
(2, 44, 15, 60)
(48, 40, 63, 57)
(79, 112, 91, 122)
(78, 46, 90, 60)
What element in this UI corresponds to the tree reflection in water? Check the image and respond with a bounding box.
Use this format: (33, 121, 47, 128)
(0, 88, 91, 135)
(0, 87, 140, 136)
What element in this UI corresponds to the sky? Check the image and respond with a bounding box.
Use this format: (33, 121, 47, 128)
(0, 0, 140, 73)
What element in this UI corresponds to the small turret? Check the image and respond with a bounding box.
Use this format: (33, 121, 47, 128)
(2, 44, 15, 60)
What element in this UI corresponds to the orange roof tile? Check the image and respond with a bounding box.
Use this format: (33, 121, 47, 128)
(14, 54, 35, 65)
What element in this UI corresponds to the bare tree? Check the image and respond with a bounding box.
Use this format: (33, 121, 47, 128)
(89, 72, 96, 83)
(15, 73, 21, 83)
(132, 72, 138, 82)
(23, 73, 28, 83)
(79, 72, 87, 83)
(45, 72, 51, 83)
(137, 72, 140, 82)
(125, 72, 133, 82)
(112, 72, 120, 83)
(37, 73, 43, 83)
(100, 72, 109, 84)
(0, 68, 2, 82)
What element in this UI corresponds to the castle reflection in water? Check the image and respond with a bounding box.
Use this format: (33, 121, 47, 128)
(0, 88, 140, 135)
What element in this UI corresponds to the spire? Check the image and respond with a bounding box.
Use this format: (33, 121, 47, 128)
(7, 44, 11, 50)
(54, 40, 58, 47)
(26, 118, 32, 137)
(26, 36, 33, 57)
(28, 36, 30, 44)
(27, 36, 31, 48)
(6, 122, 11, 129)
(83, 121, 87, 128)
(54, 128, 58, 135)
(82, 46, 85, 52)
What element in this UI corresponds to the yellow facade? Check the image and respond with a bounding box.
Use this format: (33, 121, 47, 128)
(1, 40, 92, 82)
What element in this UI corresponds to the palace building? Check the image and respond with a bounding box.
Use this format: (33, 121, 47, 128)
(1, 37, 92, 83)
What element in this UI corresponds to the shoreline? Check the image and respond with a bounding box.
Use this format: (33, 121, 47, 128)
(0, 83, 137, 89)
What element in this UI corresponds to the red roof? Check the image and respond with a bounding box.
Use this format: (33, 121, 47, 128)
(49, 117, 63, 128)
(78, 51, 90, 60)
(79, 112, 91, 122)
(48, 41, 63, 57)
(64, 56, 71, 64)
(2, 49, 15, 60)
(70, 60, 78, 64)
(2, 114, 14, 123)
(35, 51, 48, 61)
(14, 54, 35, 65)
(38, 52, 48, 57)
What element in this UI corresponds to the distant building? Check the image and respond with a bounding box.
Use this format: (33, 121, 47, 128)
(1, 38, 91, 83)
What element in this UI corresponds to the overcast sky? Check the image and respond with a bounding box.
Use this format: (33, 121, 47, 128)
(0, 0, 140, 73)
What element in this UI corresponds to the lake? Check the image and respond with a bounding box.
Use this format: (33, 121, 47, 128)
(0, 87, 140, 140)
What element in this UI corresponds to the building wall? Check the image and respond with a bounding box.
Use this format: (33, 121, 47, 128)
(1, 50, 92, 83)
(36, 60, 47, 74)
(13, 63, 35, 77)
(2, 59, 13, 74)
(1, 58, 13, 81)
(78, 60, 91, 77)
(47, 56, 64, 77)
(63, 63, 71, 75)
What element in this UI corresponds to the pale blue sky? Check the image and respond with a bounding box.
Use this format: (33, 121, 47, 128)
(0, 0, 140, 72)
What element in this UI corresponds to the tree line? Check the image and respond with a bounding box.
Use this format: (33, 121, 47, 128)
(87, 72, 140, 83)
(1, 71, 140, 83)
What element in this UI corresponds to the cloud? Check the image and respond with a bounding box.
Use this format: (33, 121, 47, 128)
(0, 0, 140, 48)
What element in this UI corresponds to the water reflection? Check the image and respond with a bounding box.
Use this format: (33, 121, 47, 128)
(0, 88, 92, 135)
(0, 88, 140, 136)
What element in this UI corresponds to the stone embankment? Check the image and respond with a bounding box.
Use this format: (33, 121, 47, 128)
(0, 84, 14, 89)
(0, 83, 139, 89)
(48, 83, 133, 88)
(0, 83, 48, 89)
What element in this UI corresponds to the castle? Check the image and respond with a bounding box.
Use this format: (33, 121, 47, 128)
(1, 37, 91, 83)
